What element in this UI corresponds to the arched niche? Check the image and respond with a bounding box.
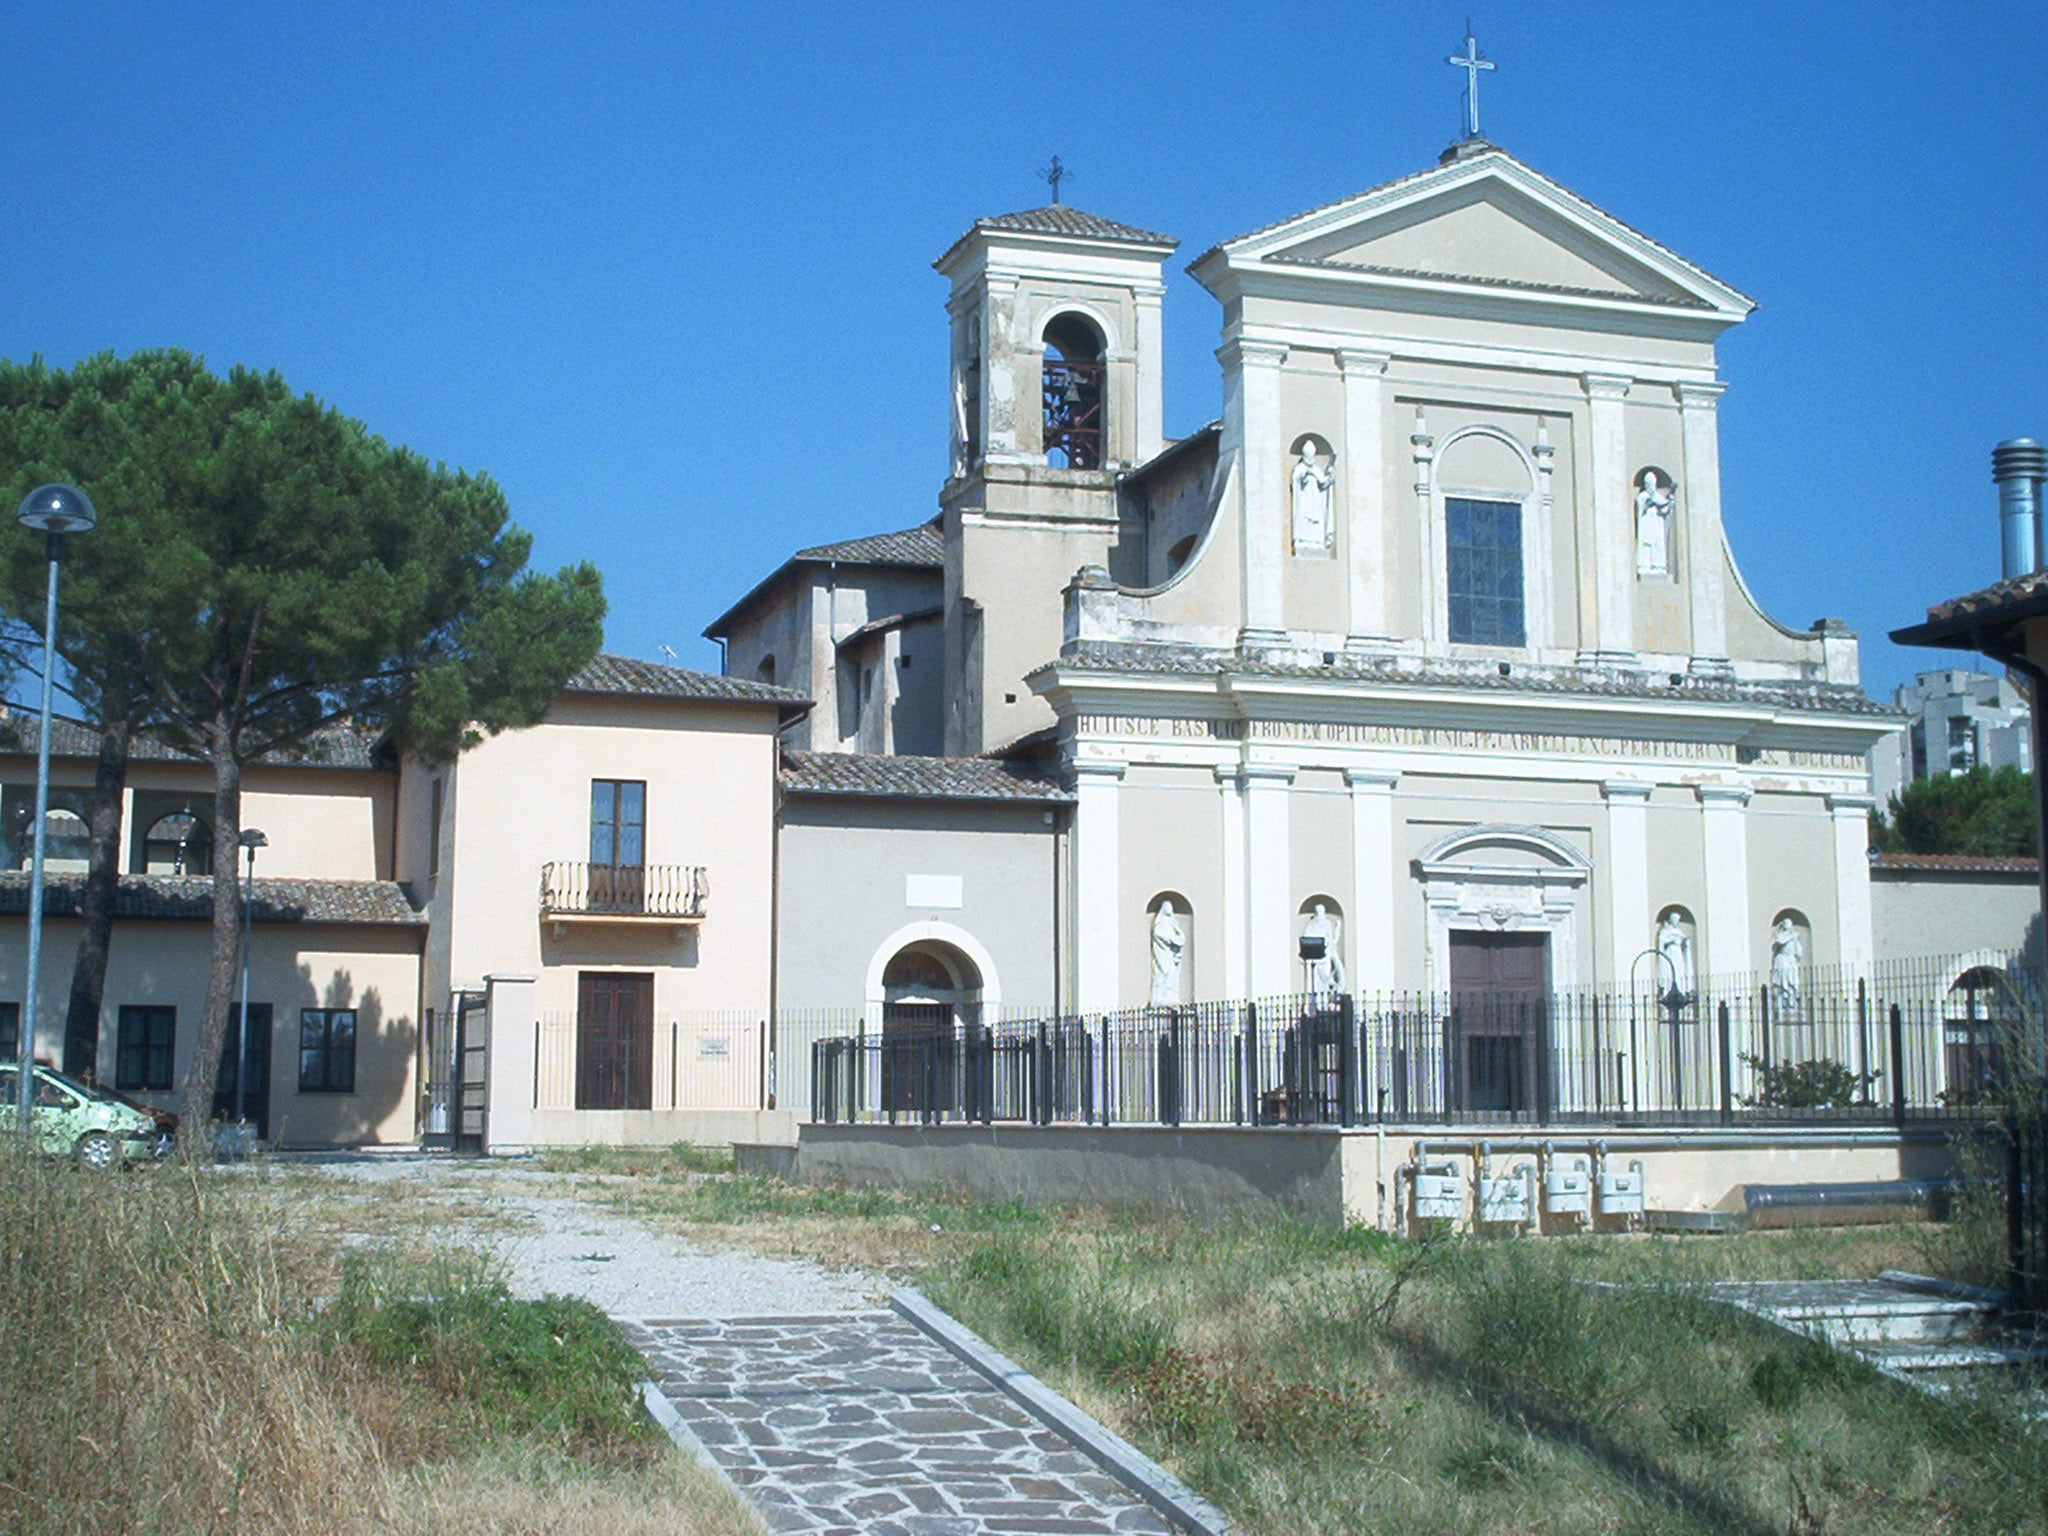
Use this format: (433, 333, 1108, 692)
(1146, 891, 1192, 1007)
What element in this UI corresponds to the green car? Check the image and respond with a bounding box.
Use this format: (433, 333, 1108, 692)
(0, 1064, 161, 1168)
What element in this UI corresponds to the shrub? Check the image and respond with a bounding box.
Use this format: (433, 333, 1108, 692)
(1741, 1054, 1881, 1110)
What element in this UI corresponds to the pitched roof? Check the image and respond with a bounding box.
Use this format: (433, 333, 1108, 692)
(1262, 252, 1714, 310)
(0, 713, 385, 770)
(564, 653, 808, 706)
(780, 750, 1071, 803)
(794, 520, 945, 568)
(1032, 642, 1896, 717)
(0, 872, 425, 925)
(704, 520, 945, 640)
(1869, 852, 2041, 876)
(1893, 568, 2048, 653)
(969, 206, 1178, 247)
(1193, 143, 1752, 315)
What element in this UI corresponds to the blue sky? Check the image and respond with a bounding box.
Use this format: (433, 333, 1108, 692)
(5, 2, 2043, 698)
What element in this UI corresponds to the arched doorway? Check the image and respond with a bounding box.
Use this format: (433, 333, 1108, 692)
(878, 940, 982, 1116)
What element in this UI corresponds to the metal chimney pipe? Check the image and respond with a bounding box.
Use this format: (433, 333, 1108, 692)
(1994, 437, 2047, 579)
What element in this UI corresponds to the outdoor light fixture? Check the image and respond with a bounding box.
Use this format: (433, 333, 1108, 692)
(14, 484, 96, 1135)
(234, 829, 268, 1130)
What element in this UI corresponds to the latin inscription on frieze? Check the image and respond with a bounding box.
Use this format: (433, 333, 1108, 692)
(1073, 713, 1738, 761)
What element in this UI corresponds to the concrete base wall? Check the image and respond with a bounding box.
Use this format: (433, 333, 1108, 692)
(796, 1124, 1349, 1223)
(795, 1123, 1967, 1230)
(489, 1106, 798, 1154)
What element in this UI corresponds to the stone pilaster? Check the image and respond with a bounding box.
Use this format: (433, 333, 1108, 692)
(1072, 761, 1126, 1011)
(1226, 339, 1291, 649)
(1346, 768, 1400, 991)
(1338, 349, 1393, 651)
(1677, 380, 1733, 675)
(1828, 793, 1876, 970)
(1581, 373, 1637, 666)
(1603, 780, 1654, 988)
(1243, 763, 1295, 996)
(1697, 784, 1754, 981)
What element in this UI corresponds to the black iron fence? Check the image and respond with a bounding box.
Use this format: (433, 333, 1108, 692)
(811, 960, 2045, 1132)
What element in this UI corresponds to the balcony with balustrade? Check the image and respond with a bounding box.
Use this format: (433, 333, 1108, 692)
(538, 860, 708, 935)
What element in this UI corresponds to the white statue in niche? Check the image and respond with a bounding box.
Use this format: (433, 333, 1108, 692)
(1656, 910, 1695, 1002)
(1291, 440, 1335, 556)
(1635, 467, 1676, 578)
(1770, 917, 1805, 1015)
(1150, 901, 1186, 1006)
(1300, 903, 1345, 997)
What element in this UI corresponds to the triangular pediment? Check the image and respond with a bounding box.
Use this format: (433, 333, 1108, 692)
(1193, 148, 1753, 322)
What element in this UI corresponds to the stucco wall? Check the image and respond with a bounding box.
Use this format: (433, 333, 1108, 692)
(0, 915, 423, 1145)
(775, 794, 1060, 1014)
(1871, 870, 2041, 962)
(441, 692, 781, 1023)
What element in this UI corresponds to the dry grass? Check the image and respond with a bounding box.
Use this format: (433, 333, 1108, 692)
(0, 1153, 761, 1536)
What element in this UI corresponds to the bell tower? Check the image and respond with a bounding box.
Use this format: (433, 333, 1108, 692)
(933, 205, 1177, 753)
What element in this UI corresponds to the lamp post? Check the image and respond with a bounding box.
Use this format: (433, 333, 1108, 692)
(234, 829, 267, 1129)
(14, 485, 96, 1137)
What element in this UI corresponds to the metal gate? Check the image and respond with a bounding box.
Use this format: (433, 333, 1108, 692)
(421, 989, 488, 1151)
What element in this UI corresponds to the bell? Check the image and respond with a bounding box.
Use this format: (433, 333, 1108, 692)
(1063, 373, 1083, 405)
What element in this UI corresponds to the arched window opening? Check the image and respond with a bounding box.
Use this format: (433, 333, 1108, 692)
(25, 808, 92, 872)
(1944, 965, 2018, 1105)
(144, 809, 213, 877)
(1042, 313, 1106, 470)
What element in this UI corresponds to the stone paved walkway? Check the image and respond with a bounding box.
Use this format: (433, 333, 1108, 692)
(627, 1310, 1181, 1536)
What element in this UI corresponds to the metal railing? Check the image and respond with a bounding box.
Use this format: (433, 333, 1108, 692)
(538, 861, 708, 919)
(810, 958, 2045, 1132)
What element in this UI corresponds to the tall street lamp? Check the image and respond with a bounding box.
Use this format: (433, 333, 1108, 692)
(14, 485, 96, 1137)
(234, 828, 267, 1130)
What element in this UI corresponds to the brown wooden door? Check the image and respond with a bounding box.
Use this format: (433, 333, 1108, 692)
(577, 972, 653, 1110)
(1448, 932, 1547, 1117)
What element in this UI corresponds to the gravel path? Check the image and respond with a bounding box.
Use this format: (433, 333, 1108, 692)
(280, 1151, 881, 1317)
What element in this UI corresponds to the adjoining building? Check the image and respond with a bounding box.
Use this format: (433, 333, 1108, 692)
(1868, 668, 2031, 810)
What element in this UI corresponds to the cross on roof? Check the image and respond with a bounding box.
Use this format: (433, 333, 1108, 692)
(1445, 26, 1496, 140)
(1040, 155, 1069, 204)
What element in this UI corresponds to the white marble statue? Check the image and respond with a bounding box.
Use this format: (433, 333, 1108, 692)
(1770, 917, 1805, 1015)
(1301, 903, 1345, 997)
(1656, 909, 1695, 1001)
(1634, 468, 1675, 578)
(1150, 900, 1186, 1006)
(1291, 441, 1335, 555)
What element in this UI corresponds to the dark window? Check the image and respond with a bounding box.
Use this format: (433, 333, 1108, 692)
(299, 1009, 356, 1093)
(116, 1006, 176, 1091)
(1445, 497, 1526, 647)
(427, 777, 443, 878)
(577, 972, 653, 1110)
(0, 1002, 17, 1062)
(588, 779, 646, 912)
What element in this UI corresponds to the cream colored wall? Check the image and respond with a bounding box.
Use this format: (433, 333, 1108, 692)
(1118, 766, 1230, 1002)
(0, 916, 421, 1144)
(1871, 873, 2041, 962)
(440, 694, 779, 1023)
(1746, 791, 1841, 968)
(241, 766, 391, 880)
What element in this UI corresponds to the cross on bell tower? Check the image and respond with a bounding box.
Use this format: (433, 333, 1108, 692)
(1445, 26, 1496, 141)
(1040, 155, 1070, 204)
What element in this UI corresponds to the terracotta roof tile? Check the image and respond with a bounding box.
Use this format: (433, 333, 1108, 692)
(0, 714, 384, 769)
(973, 206, 1177, 247)
(793, 520, 945, 568)
(0, 872, 424, 925)
(1923, 568, 2048, 623)
(1869, 852, 2041, 875)
(565, 653, 807, 706)
(780, 749, 1071, 803)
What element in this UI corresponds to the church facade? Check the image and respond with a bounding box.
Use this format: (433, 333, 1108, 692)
(721, 140, 1896, 1025)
